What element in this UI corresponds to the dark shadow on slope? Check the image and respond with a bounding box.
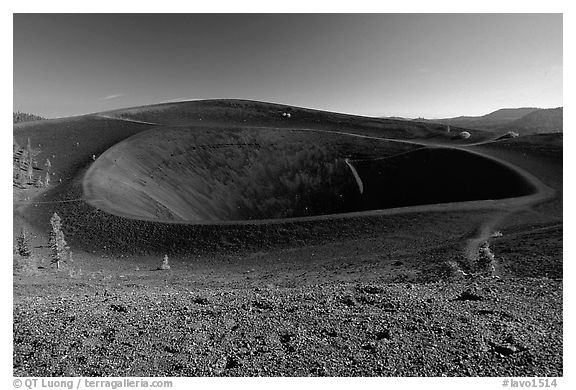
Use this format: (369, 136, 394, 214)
(353, 148, 535, 211)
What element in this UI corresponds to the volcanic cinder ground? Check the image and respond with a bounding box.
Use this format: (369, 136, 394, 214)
(13, 100, 562, 376)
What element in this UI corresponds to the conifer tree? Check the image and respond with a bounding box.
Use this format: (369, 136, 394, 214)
(16, 227, 31, 257)
(19, 149, 27, 169)
(49, 213, 68, 269)
(26, 137, 35, 181)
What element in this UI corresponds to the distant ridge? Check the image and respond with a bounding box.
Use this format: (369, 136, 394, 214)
(384, 107, 562, 135)
(498, 107, 563, 134)
(466, 107, 539, 122)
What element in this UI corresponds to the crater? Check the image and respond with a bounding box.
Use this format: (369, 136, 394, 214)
(83, 126, 534, 223)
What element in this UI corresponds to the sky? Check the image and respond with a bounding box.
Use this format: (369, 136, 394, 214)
(13, 13, 563, 119)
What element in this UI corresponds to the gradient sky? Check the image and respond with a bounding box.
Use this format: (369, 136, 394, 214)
(13, 13, 562, 119)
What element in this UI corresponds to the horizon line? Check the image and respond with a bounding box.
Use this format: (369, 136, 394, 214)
(13, 98, 564, 121)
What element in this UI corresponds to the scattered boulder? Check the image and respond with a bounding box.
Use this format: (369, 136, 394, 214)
(493, 344, 518, 356)
(109, 304, 128, 313)
(454, 287, 485, 301)
(225, 355, 240, 370)
(356, 284, 384, 295)
(339, 295, 357, 307)
(489, 340, 525, 356)
(252, 298, 274, 310)
(374, 329, 391, 340)
(279, 333, 296, 353)
(192, 296, 209, 305)
(361, 343, 377, 353)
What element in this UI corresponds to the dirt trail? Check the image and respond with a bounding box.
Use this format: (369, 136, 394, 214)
(96, 114, 163, 126)
(452, 144, 555, 264)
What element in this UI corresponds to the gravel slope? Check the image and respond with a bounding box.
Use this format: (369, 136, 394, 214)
(14, 277, 561, 377)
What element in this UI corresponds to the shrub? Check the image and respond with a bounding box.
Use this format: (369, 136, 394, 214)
(13, 253, 40, 275)
(442, 260, 468, 279)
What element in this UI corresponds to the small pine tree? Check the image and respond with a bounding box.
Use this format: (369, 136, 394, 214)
(44, 171, 50, 187)
(477, 241, 495, 276)
(19, 150, 27, 169)
(15, 171, 26, 186)
(49, 212, 68, 269)
(45, 158, 51, 172)
(16, 227, 31, 257)
(35, 176, 44, 188)
(159, 254, 170, 270)
(27, 138, 34, 175)
(13, 137, 20, 154)
(27, 161, 33, 182)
